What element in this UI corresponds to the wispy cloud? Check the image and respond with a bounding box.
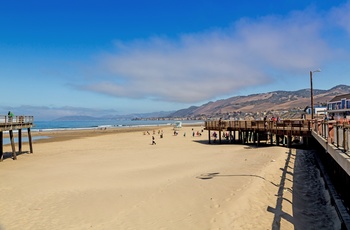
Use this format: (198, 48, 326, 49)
(78, 5, 344, 104)
(329, 1, 350, 37)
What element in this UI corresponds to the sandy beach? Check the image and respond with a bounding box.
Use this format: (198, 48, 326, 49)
(0, 125, 295, 229)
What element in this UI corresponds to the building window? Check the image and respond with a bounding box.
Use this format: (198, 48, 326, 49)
(341, 99, 346, 109)
(337, 102, 341, 109)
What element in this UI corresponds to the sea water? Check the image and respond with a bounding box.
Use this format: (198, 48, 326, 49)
(32, 119, 203, 131)
(2, 119, 203, 145)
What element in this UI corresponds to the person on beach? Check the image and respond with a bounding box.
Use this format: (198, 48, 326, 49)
(152, 136, 156, 145)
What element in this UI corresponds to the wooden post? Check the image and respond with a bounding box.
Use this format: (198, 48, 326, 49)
(9, 130, 17, 160)
(0, 131, 3, 162)
(28, 128, 33, 153)
(336, 125, 339, 148)
(208, 129, 210, 144)
(276, 135, 280, 146)
(343, 124, 346, 152)
(287, 136, 292, 148)
(219, 130, 222, 144)
(303, 136, 308, 146)
(257, 132, 260, 147)
(18, 129, 22, 154)
(270, 133, 273, 145)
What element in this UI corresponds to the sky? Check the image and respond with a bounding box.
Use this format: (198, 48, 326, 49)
(1, 0, 350, 120)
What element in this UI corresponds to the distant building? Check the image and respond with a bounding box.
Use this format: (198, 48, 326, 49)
(304, 105, 327, 119)
(326, 93, 350, 120)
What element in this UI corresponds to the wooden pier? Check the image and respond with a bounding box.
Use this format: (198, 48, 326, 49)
(206, 118, 350, 228)
(205, 119, 312, 147)
(0, 115, 34, 161)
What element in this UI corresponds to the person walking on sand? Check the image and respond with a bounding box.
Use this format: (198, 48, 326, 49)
(152, 136, 156, 145)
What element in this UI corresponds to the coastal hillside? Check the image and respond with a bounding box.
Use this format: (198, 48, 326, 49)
(170, 84, 350, 117)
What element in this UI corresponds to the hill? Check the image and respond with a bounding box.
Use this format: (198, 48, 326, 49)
(170, 84, 350, 117)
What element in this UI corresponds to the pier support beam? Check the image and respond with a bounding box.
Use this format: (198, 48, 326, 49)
(303, 136, 308, 146)
(287, 136, 292, 148)
(270, 133, 273, 145)
(28, 128, 33, 153)
(276, 135, 280, 146)
(0, 131, 3, 161)
(18, 129, 22, 154)
(208, 130, 211, 144)
(257, 132, 260, 147)
(9, 130, 17, 160)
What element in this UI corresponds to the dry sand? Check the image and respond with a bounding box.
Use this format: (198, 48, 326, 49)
(0, 126, 295, 230)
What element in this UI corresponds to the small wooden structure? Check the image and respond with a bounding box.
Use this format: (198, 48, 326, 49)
(205, 119, 312, 147)
(0, 115, 34, 161)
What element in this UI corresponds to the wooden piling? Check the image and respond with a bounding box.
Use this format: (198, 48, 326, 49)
(9, 130, 17, 160)
(0, 131, 3, 162)
(28, 128, 33, 153)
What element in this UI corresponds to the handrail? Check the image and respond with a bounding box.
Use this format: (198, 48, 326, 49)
(0, 115, 34, 124)
(311, 119, 350, 154)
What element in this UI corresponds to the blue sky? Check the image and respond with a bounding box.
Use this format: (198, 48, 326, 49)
(1, 0, 350, 120)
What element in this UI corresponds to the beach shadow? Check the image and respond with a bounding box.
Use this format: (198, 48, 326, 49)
(192, 140, 278, 149)
(267, 148, 296, 230)
(196, 172, 279, 187)
(280, 167, 294, 177)
(0, 151, 30, 161)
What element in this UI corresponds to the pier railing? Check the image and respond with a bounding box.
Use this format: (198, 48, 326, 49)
(0, 115, 34, 123)
(205, 119, 311, 134)
(313, 119, 350, 154)
(0, 115, 34, 131)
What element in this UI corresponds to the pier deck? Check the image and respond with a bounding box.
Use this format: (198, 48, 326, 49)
(0, 115, 34, 161)
(205, 119, 312, 146)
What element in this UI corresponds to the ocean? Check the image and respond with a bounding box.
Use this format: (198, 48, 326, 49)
(2, 119, 203, 145)
(32, 119, 203, 131)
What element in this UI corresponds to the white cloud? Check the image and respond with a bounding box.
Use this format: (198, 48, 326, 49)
(80, 6, 341, 104)
(330, 1, 350, 35)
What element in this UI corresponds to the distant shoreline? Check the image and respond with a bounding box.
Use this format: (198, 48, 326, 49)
(2, 122, 204, 146)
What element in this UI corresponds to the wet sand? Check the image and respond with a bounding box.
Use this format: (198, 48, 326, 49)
(0, 126, 304, 229)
